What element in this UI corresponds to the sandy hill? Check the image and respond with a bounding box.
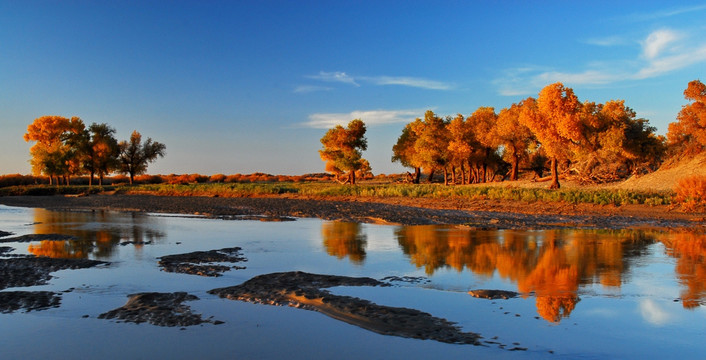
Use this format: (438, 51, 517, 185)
(614, 153, 706, 191)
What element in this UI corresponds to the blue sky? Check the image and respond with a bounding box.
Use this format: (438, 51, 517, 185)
(1, 1, 705, 175)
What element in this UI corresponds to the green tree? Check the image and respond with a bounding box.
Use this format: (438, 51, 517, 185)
(118, 130, 166, 184)
(319, 119, 369, 185)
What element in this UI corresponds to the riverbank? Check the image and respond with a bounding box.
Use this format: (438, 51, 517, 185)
(0, 193, 703, 231)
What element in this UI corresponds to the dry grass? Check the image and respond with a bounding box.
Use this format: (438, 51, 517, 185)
(674, 176, 706, 210)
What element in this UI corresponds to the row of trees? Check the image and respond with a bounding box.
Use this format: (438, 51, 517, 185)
(319, 80, 703, 189)
(388, 81, 706, 189)
(24, 116, 166, 185)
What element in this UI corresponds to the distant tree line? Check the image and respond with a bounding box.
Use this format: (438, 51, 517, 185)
(23, 116, 165, 185)
(320, 80, 705, 189)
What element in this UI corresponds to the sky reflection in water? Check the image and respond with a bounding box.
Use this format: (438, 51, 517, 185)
(1, 206, 705, 359)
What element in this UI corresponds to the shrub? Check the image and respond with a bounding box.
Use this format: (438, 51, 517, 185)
(674, 176, 706, 209)
(210, 174, 226, 183)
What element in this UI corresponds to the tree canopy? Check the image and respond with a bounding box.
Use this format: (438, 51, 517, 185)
(667, 80, 706, 155)
(23, 116, 165, 185)
(319, 119, 369, 185)
(118, 130, 167, 185)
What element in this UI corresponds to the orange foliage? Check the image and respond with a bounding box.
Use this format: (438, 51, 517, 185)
(28, 240, 86, 259)
(321, 222, 367, 264)
(674, 175, 706, 209)
(660, 233, 706, 309)
(396, 227, 648, 322)
(667, 80, 706, 154)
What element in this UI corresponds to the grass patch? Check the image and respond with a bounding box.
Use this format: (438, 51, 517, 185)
(0, 185, 113, 196)
(0, 182, 674, 207)
(114, 182, 674, 206)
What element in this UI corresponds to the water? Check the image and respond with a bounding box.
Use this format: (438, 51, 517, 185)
(1, 204, 705, 359)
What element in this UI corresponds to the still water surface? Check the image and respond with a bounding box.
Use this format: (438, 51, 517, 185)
(0, 205, 704, 359)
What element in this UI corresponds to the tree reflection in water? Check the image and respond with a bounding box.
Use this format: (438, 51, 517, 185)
(395, 226, 658, 323)
(321, 222, 367, 264)
(660, 232, 706, 309)
(26, 208, 165, 259)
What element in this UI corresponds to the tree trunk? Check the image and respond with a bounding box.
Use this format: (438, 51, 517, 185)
(510, 154, 519, 181)
(451, 166, 456, 185)
(129, 172, 135, 185)
(550, 157, 560, 189)
(99, 174, 104, 186)
(413, 167, 421, 184)
(427, 169, 435, 183)
(349, 171, 356, 185)
(481, 163, 487, 183)
(461, 164, 467, 185)
(89, 171, 95, 187)
(443, 167, 449, 186)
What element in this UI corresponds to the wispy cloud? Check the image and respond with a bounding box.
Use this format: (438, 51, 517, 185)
(299, 72, 453, 92)
(301, 109, 423, 129)
(293, 85, 333, 94)
(361, 76, 454, 90)
(584, 35, 628, 47)
(307, 71, 359, 86)
(495, 27, 706, 96)
(636, 43, 706, 78)
(624, 4, 706, 22)
(642, 29, 681, 59)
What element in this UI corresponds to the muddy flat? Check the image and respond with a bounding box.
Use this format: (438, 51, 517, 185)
(0, 193, 702, 230)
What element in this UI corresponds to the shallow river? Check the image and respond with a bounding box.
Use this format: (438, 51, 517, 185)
(0, 205, 704, 359)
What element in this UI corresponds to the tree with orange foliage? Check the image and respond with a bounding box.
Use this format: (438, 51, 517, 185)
(446, 114, 475, 184)
(667, 80, 706, 155)
(392, 122, 423, 183)
(495, 102, 535, 181)
(467, 107, 500, 183)
(410, 110, 450, 184)
(319, 119, 369, 185)
(24, 115, 85, 185)
(519, 83, 583, 189)
(573, 100, 664, 182)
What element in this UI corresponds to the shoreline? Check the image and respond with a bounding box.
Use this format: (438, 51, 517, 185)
(0, 193, 703, 231)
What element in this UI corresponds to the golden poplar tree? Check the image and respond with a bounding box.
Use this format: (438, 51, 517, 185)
(495, 102, 534, 181)
(667, 80, 706, 154)
(410, 110, 450, 184)
(519, 83, 583, 189)
(319, 119, 368, 185)
(392, 121, 423, 183)
(24, 115, 85, 185)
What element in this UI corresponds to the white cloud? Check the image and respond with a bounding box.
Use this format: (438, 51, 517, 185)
(635, 44, 706, 79)
(639, 299, 673, 326)
(584, 35, 627, 47)
(361, 76, 453, 90)
(624, 4, 706, 22)
(301, 109, 423, 129)
(307, 71, 359, 86)
(495, 27, 706, 96)
(293, 85, 333, 93)
(642, 29, 681, 59)
(302, 71, 452, 91)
